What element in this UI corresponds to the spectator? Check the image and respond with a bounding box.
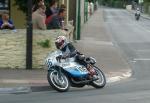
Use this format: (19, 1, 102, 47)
(59, 4, 66, 22)
(45, 0, 58, 18)
(60, 4, 66, 10)
(88, 0, 94, 16)
(46, 8, 65, 30)
(0, 12, 15, 30)
(32, 0, 45, 12)
(32, 5, 46, 30)
(45, 4, 66, 27)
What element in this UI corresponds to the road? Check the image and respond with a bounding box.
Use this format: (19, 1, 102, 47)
(0, 8, 150, 103)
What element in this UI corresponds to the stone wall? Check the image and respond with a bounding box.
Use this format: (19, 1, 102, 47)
(0, 25, 74, 69)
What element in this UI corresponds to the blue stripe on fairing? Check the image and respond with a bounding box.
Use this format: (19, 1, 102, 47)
(66, 68, 88, 78)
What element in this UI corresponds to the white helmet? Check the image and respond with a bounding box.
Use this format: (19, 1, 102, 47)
(55, 36, 67, 49)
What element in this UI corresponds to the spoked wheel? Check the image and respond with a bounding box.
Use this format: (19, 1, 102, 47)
(47, 70, 70, 92)
(90, 66, 106, 88)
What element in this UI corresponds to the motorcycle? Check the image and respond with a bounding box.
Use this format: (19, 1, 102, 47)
(135, 13, 140, 21)
(45, 50, 106, 92)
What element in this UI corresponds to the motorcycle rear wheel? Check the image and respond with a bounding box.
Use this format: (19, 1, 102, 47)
(90, 66, 106, 88)
(47, 70, 70, 92)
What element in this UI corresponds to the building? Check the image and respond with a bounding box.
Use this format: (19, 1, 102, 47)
(0, 0, 99, 40)
(0, 0, 9, 17)
(0, 0, 71, 29)
(0, 0, 26, 28)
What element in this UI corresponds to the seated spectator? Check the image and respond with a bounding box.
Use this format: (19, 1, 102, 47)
(0, 12, 15, 30)
(46, 8, 65, 30)
(32, 5, 46, 30)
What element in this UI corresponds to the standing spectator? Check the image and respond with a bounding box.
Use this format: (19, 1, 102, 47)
(88, 0, 94, 16)
(46, 8, 65, 30)
(60, 4, 66, 10)
(0, 12, 15, 30)
(32, 0, 45, 12)
(32, 5, 46, 30)
(45, 0, 58, 18)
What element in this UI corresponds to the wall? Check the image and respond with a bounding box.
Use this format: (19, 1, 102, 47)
(0, 26, 74, 69)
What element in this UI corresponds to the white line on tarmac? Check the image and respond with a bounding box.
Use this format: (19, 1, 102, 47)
(107, 71, 132, 83)
(137, 49, 150, 52)
(79, 40, 114, 46)
(133, 58, 150, 61)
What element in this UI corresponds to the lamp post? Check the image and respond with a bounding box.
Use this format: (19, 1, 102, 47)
(26, 0, 33, 70)
(77, 0, 81, 40)
(84, 0, 88, 23)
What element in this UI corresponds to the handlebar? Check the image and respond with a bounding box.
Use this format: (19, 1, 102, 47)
(56, 55, 67, 62)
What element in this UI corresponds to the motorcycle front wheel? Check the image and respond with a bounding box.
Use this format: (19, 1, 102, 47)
(90, 66, 106, 88)
(47, 70, 70, 92)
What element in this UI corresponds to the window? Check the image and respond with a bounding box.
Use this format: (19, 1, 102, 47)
(0, 0, 9, 10)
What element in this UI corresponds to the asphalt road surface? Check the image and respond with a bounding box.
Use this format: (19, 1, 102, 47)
(0, 8, 150, 103)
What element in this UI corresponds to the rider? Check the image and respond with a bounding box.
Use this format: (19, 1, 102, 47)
(135, 7, 140, 16)
(55, 36, 77, 59)
(55, 36, 96, 77)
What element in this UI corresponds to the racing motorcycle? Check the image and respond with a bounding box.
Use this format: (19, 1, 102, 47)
(45, 50, 106, 92)
(135, 9, 140, 21)
(135, 13, 140, 21)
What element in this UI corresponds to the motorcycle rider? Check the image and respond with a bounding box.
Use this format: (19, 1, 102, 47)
(55, 36, 96, 77)
(135, 8, 140, 18)
(55, 36, 77, 59)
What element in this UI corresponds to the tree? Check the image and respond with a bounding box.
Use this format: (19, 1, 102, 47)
(144, 0, 150, 2)
(101, 0, 126, 8)
(14, 0, 52, 14)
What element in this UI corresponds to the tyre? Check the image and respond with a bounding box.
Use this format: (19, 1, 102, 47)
(47, 70, 70, 92)
(90, 66, 106, 88)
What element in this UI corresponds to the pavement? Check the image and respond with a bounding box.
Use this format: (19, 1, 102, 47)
(0, 8, 132, 94)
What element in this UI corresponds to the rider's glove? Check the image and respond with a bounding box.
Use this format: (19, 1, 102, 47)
(61, 54, 68, 59)
(56, 55, 62, 62)
(56, 54, 68, 61)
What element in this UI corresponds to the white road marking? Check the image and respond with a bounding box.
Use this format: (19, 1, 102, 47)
(107, 71, 132, 83)
(79, 40, 114, 46)
(133, 58, 150, 61)
(137, 49, 150, 52)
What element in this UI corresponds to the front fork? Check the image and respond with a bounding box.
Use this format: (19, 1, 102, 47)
(56, 67, 65, 85)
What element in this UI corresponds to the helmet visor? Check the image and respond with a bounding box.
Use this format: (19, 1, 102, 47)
(55, 42, 63, 49)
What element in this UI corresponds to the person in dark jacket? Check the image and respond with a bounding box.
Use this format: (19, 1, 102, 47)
(46, 8, 65, 29)
(45, 0, 58, 18)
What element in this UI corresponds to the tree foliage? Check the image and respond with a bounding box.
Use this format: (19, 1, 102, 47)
(101, 0, 127, 8)
(144, 0, 150, 2)
(14, 0, 52, 14)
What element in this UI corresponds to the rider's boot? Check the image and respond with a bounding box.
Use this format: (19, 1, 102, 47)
(87, 64, 96, 79)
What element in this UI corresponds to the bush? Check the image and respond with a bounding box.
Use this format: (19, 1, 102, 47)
(37, 39, 51, 48)
(105, 0, 124, 8)
(114, 1, 124, 8)
(144, 2, 150, 13)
